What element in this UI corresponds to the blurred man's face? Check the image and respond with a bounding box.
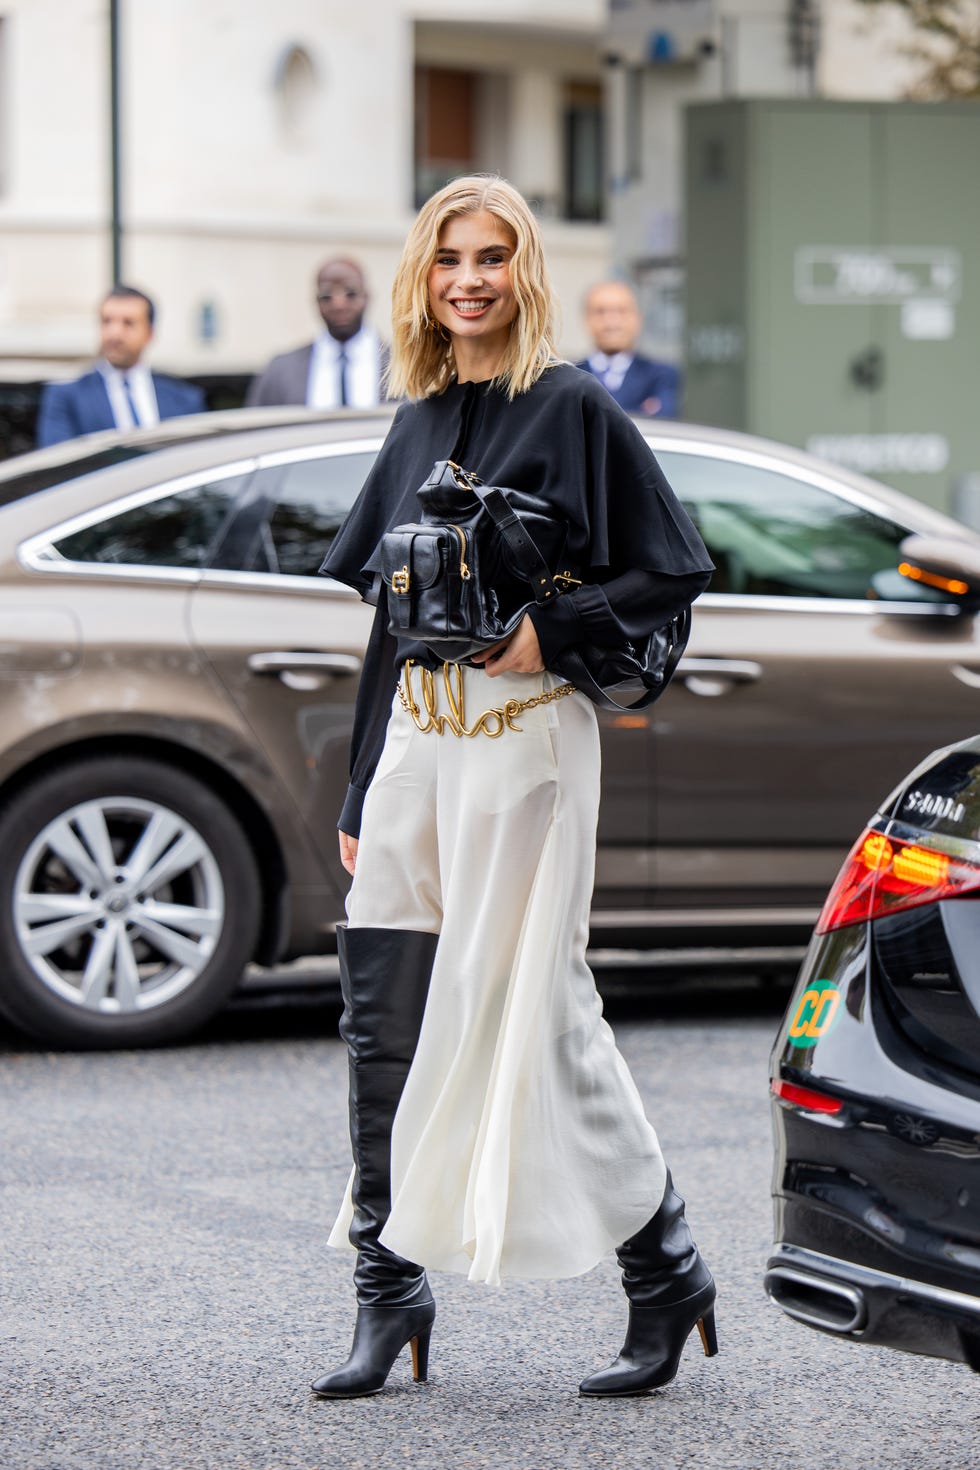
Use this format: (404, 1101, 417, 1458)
(99, 296, 153, 370)
(316, 261, 367, 342)
(585, 283, 642, 356)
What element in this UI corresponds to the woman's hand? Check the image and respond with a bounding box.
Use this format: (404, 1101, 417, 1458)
(339, 831, 358, 876)
(471, 614, 544, 677)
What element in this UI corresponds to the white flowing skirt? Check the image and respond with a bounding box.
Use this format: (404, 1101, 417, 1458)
(328, 663, 667, 1286)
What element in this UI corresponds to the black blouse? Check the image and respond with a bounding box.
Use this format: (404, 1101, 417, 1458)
(322, 362, 713, 836)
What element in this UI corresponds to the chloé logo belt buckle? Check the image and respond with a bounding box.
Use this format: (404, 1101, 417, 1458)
(397, 659, 575, 739)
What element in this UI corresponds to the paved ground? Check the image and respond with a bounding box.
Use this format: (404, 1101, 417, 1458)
(3, 985, 979, 1470)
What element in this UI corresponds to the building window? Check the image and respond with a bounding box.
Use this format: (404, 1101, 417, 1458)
(414, 66, 477, 206)
(273, 43, 318, 145)
(564, 81, 604, 222)
(624, 67, 643, 184)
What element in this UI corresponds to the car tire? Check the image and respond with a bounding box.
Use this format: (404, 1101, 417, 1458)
(0, 754, 262, 1048)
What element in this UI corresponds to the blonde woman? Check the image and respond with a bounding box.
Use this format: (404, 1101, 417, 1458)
(314, 176, 716, 1399)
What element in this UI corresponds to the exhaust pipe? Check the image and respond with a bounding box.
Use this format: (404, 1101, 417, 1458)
(765, 1265, 867, 1334)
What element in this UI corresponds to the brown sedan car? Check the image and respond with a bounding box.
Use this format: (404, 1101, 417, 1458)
(3, 406, 980, 1048)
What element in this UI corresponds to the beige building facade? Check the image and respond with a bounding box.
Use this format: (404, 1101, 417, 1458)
(0, 0, 926, 383)
(0, 0, 608, 378)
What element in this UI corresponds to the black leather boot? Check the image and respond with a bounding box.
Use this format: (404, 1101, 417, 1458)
(312, 926, 439, 1399)
(310, 1301, 435, 1399)
(579, 1171, 718, 1397)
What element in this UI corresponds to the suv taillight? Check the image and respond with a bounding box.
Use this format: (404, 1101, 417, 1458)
(816, 828, 980, 934)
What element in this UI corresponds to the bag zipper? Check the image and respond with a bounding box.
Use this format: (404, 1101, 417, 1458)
(450, 525, 471, 580)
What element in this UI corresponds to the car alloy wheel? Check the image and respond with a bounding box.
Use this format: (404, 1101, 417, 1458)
(0, 755, 261, 1047)
(15, 796, 224, 1016)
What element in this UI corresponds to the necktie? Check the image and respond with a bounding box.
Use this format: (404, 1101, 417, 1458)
(338, 347, 348, 408)
(122, 374, 141, 427)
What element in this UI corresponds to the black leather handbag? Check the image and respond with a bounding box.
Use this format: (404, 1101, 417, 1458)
(380, 460, 574, 663)
(379, 458, 692, 710)
(554, 608, 691, 712)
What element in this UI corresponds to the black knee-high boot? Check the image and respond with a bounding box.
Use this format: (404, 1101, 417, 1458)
(311, 926, 439, 1399)
(579, 1171, 718, 1397)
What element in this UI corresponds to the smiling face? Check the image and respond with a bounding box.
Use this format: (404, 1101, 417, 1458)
(426, 210, 519, 378)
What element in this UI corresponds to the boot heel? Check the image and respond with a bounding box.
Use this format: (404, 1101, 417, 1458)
(696, 1307, 718, 1358)
(312, 1302, 435, 1398)
(410, 1326, 432, 1383)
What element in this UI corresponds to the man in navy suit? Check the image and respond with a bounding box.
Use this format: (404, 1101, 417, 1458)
(577, 280, 681, 418)
(36, 285, 206, 448)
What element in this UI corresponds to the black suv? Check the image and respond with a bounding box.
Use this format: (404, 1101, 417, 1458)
(768, 734, 980, 1370)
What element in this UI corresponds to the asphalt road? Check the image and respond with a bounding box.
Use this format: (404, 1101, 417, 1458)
(3, 984, 979, 1470)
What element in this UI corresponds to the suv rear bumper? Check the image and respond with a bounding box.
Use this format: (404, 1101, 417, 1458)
(766, 1242, 980, 1369)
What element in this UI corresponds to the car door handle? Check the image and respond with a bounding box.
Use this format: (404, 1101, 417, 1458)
(952, 664, 980, 690)
(677, 658, 763, 697)
(247, 652, 362, 677)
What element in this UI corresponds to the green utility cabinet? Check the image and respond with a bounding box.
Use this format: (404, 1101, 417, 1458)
(683, 100, 980, 514)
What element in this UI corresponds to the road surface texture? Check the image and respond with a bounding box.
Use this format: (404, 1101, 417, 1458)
(3, 985, 978, 1470)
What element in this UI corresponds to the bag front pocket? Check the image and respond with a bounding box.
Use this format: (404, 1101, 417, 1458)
(381, 524, 472, 637)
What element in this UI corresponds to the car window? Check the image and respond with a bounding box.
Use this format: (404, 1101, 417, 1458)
(657, 450, 945, 602)
(225, 451, 377, 578)
(51, 477, 244, 568)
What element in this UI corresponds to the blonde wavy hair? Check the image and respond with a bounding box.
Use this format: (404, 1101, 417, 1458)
(387, 175, 559, 401)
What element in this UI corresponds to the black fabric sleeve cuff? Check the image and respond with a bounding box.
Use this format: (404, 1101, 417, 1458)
(339, 783, 367, 838)
(529, 570, 711, 668)
(527, 586, 609, 666)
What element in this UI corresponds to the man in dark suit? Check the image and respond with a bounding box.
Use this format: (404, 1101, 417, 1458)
(36, 285, 206, 448)
(577, 280, 681, 418)
(246, 257, 387, 409)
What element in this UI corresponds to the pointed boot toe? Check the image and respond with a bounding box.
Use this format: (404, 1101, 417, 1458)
(579, 1290, 717, 1398)
(311, 1302, 435, 1399)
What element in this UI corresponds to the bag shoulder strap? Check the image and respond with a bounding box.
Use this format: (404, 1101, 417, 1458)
(467, 478, 563, 607)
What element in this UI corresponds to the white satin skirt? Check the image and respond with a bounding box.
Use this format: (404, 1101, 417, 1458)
(328, 663, 667, 1286)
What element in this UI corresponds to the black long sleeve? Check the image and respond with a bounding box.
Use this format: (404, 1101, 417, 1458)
(527, 568, 710, 668)
(339, 586, 401, 837)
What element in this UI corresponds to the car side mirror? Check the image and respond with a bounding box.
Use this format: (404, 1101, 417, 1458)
(898, 534, 980, 612)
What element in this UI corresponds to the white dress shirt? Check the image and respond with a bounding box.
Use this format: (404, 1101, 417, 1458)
(307, 327, 383, 409)
(587, 351, 634, 394)
(99, 361, 160, 429)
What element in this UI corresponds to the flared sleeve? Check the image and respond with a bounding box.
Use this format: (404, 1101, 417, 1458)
(574, 376, 714, 579)
(522, 369, 714, 660)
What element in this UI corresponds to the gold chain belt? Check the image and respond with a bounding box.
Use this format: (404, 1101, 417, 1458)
(397, 659, 576, 739)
